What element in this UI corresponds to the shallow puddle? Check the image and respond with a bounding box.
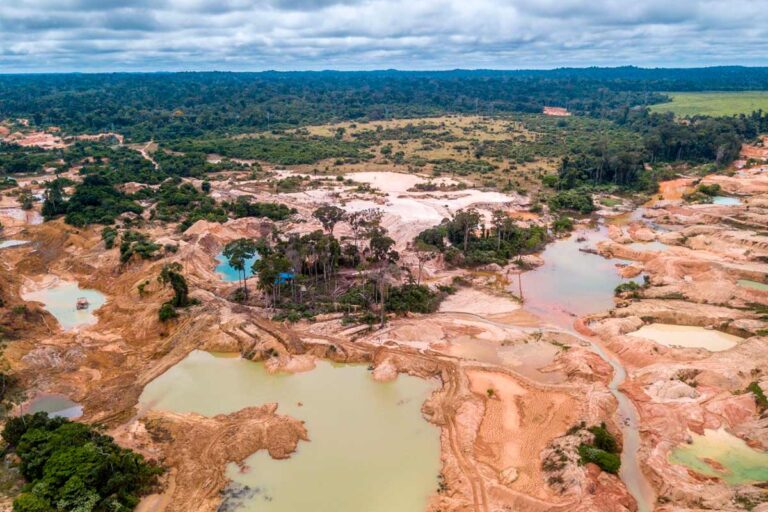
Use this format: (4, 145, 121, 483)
(669, 428, 768, 484)
(711, 196, 742, 206)
(0, 240, 28, 249)
(25, 394, 83, 419)
(140, 351, 441, 512)
(215, 251, 260, 282)
(22, 281, 106, 331)
(738, 279, 768, 292)
(627, 323, 742, 351)
(499, 342, 565, 384)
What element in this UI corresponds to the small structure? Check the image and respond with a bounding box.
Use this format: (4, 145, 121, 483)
(275, 272, 294, 285)
(75, 297, 89, 310)
(543, 106, 571, 117)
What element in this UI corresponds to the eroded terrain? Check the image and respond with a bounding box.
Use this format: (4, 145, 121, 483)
(1, 120, 767, 512)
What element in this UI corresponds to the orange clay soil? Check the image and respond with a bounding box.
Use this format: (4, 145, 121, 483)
(3, 192, 635, 512)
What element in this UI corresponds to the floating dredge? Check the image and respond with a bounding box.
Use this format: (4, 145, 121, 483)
(75, 297, 90, 310)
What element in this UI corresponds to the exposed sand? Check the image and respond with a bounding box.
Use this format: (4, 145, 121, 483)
(347, 171, 456, 193)
(466, 369, 578, 500)
(657, 178, 695, 200)
(439, 288, 521, 316)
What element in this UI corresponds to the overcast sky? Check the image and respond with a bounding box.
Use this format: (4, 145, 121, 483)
(1, 0, 766, 72)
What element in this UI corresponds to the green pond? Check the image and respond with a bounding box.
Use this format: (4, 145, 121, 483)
(22, 282, 106, 331)
(738, 279, 768, 292)
(669, 428, 768, 485)
(139, 351, 441, 512)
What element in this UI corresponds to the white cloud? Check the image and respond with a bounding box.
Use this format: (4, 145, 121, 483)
(0, 0, 766, 71)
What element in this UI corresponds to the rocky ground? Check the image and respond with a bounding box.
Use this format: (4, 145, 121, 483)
(586, 157, 768, 510)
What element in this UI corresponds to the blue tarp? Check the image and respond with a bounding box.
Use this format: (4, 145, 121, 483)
(274, 272, 295, 284)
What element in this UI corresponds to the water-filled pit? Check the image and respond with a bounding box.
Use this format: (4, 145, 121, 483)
(627, 324, 742, 352)
(521, 226, 644, 321)
(22, 281, 106, 331)
(215, 251, 260, 282)
(140, 351, 441, 512)
(24, 394, 83, 419)
(711, 196, 742, 206)
(669, 428, 768, 485)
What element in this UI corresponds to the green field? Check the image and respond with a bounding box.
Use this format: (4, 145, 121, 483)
(650, 91, 768, 117)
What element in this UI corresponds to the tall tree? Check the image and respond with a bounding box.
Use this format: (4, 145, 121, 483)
(313, 205, 346, 236)
(450, 209, 481, 252)
(223, 238, 259, 300)
(158, 262, 190, 307)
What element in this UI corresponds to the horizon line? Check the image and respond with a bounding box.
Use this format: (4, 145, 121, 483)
(2, 65, 768, 76)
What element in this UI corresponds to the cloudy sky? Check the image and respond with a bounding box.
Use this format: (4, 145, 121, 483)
(1, 0, 766, 72)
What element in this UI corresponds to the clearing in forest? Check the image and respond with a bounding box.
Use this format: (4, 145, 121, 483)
(650, 91, 768, 117)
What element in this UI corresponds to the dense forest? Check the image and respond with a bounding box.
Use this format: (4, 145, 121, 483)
(3, 68, 768, 196)
(2, 67, 768, 141)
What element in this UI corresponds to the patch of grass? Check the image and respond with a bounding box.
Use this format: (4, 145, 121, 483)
(650, 91, 768, 117)
(747, 382, 768, 413)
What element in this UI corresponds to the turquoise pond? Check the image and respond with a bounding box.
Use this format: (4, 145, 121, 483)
(215, 251, 260, 282)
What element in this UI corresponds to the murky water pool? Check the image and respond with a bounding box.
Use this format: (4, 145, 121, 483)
(521, 227, 643, 321)
(669, 428, 768, 484)
(25, 394, 83, 419)
(627, 323, 742, 351)
(215, 251, 260, 282)
(140, 351, 441, 512)
(22, 281, 106, 331)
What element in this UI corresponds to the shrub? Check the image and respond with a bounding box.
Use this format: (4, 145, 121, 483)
(552, 216, 574, 234)
(548, 190, 596, 214)
(101, 226, 118, 249)
(614, 281, 642, 296)
(747, 382, 768, 412)
(578, 444, 621, 474)
(158, 302, 178, 322)
(588, 423, 619, 453)
(385, 284, 441, 314)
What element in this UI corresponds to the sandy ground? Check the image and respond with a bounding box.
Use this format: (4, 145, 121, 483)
(439, 288, 521, 316)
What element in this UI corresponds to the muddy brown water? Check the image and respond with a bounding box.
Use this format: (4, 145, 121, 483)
(139, 351, 441, 512)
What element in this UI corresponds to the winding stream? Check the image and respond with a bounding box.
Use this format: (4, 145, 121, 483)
(520, 223, 655, 511)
